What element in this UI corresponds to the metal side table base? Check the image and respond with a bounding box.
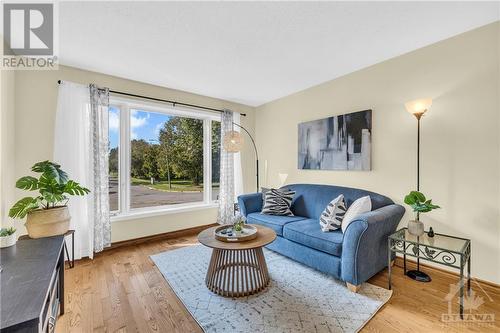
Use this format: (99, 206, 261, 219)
(388, 228, 471, 320)
(407, 269, 431, 282)
(406, 254, 431, 282)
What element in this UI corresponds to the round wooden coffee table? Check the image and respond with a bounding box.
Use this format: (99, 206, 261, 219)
(198, 224, 276, 297)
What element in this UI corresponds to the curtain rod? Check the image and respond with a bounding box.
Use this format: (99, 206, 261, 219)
(56, 80, 246, 117)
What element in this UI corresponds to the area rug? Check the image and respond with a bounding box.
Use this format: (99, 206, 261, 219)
(151, 245, 392, 333)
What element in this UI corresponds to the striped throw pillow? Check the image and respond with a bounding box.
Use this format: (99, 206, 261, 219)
(261, 188, 295, 216)
(319, 194, 346, 232)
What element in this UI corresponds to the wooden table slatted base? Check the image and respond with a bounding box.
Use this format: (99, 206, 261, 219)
(205, 248, 270, 297)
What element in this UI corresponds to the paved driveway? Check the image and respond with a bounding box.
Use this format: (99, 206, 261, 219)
(109, 178, 218, 211)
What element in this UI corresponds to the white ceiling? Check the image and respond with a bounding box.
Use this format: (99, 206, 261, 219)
(59, 2, 499, 107)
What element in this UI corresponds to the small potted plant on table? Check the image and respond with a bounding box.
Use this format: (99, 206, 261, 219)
(404, 190, 440, 236)
(233, 215, 245, 235)
(8, 161, 90, 239)
(0, 227, 17, 248)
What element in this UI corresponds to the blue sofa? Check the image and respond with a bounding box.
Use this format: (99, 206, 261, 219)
(238, 183, 405, 291)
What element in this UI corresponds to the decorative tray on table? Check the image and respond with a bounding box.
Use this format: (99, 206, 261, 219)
(214, 224, 258, 242)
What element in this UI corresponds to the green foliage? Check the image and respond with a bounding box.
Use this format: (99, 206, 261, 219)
(0, 227, 16, 237)
(16, 176, 40, 190)
(159, 117, 204, 185)
(130, 139, 150, 178)
(404, 190, 440, 220)
(109, 147, 119, 175)
(121, 118, 221, 186)
(211, 121, 221, 182)
(9, 197, 41, 219)
(142, 145, 161, 180)
(8, 161, 90, 219)
(233, 215, 245, 232)
(32, 160, 69, 184)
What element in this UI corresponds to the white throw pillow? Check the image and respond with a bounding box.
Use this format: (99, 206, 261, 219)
(341, 196, 372, 233)
(319, 194, 346, 232)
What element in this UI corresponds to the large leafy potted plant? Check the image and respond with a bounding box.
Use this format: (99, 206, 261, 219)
(9, 161, 90, 238)
(404, 190, 440, 236)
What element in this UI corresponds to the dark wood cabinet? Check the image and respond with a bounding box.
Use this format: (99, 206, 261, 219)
(1, 236, 65, 332)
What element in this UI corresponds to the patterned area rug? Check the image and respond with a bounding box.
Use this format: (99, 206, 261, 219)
(151, 245, 392, 333)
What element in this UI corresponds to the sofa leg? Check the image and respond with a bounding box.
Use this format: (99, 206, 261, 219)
(346, 282, 361, 293)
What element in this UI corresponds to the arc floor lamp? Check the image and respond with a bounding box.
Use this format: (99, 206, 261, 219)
(405, 98, 433, 282)
(223, 123, 259, 192)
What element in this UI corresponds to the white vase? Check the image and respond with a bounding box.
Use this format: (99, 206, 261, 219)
(0, 233, 16, 248)
(408, 220, 424, 236)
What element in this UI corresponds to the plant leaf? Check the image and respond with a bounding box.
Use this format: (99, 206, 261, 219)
(40, 191, 67, 204)
(404, 194, 416, 205)
(32, 160, 68, 184)
(15, 176, 39, 191)
(38, 173, 59, 194)
(0, 227, 16, 237)
(64, 180, 90, 196)
(411, 191, 426, 203)
(8, 197, 40, 219)
(32, 160, 60, 172)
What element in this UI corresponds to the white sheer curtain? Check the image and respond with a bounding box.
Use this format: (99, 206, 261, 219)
(89, 84, 111, 253)
(217, 110, 235, 224)
(53, 81, 111, 259)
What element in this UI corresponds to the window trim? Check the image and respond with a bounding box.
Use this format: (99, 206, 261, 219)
(110, 202, 219, 222)
(109, 96, 221, 220)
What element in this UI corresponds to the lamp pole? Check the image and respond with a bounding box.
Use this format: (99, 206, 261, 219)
(416, 113, 421, 218)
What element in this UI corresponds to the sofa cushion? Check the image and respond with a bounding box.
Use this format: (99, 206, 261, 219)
(247, 213, 307, 236)
(283, 219, 343, 256)
(284, 183, 394, 219)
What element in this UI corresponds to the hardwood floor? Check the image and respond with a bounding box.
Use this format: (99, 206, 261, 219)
(56, 233, 500, 333)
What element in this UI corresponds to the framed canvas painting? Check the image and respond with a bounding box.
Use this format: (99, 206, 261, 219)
(298, 109, 372, 170)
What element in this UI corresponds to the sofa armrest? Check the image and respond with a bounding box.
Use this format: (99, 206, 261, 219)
(237, 193, 263, 217)
(341, 204, 405, 285)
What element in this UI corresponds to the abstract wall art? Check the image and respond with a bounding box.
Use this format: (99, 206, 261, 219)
(298, 109, 372, 171)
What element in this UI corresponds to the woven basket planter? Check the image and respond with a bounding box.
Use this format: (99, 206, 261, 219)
(25, 206, 70, 238)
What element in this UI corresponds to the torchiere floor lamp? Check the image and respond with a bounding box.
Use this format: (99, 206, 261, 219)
(404, 98, 433, 282)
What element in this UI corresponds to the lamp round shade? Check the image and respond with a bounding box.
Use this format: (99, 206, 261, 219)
(223, 130, 244, 152)
(405, 98, 432, 115)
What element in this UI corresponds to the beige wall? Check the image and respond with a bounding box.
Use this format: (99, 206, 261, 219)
(10, 65, 255, 242)
(256, 23, 500, 284)
(0, 69, 16, 228)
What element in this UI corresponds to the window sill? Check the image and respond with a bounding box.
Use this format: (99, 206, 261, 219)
(111, 202, 219, 222)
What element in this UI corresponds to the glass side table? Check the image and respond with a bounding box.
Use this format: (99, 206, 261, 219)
(388, 228, 471, 319)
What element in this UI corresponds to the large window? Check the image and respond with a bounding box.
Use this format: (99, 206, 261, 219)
(108, 98, 220, 217)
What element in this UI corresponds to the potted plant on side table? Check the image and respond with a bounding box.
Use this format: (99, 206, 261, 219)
(8, 161, 90, 239)
(404, 190, 440, 236)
